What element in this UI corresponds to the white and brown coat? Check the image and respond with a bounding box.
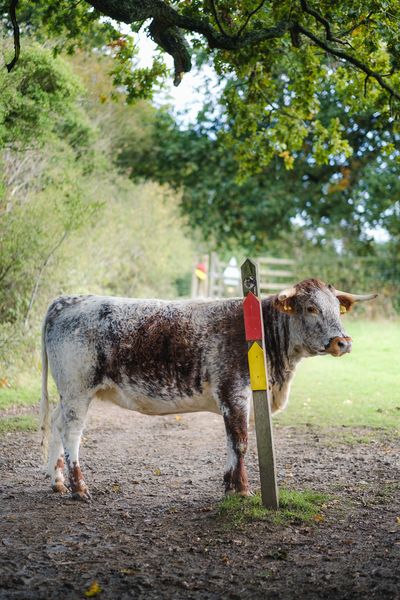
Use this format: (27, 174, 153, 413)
(40, 279, 376, 500)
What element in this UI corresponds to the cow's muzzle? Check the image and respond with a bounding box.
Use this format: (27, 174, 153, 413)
(325, 336, 352, 357)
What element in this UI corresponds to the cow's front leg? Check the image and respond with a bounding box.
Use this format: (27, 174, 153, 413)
(220, 388, 251, 496)
(60, 397, 92, 502)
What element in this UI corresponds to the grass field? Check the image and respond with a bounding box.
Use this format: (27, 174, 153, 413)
(0, 320, 399, 433)
(0, 383, 41, 411)
(276, 320, 400, 431)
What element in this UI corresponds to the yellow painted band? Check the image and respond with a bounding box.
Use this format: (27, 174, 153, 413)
(195, 268, 207, 281)
(248, 341, 267, 391)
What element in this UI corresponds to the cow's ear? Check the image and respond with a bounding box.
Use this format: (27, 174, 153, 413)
(337, 295, 353, 314)
(275, 286, 297, 315)
(274, 297, 296, 315)
(334, 289, 377, 313)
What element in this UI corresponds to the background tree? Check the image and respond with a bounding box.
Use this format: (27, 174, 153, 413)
(2, 1, 400, 174)
(0, 43, 194, 368)
(0, 42, 97, 322)
(116, 94, 399, 254)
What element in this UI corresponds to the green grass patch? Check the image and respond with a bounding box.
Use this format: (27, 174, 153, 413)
(276, 320, 400, 431)
(0, 415, 38, 434)
(218, 489, 329, 527)
(0, 383, 41, 411)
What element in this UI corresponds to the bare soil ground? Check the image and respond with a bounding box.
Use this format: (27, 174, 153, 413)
(1, 401, 399, 599)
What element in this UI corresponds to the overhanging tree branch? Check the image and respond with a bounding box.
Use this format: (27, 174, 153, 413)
(148, 18, 192, 86)
(339, 11, 375, 37)
(6, 0, 20, 72)
(209, 0, 230, 37)
(86, 0, 293, 81)
(5, 0, 400, 104)
(84, 1, 400, 103)
(296, 24, 400, 103)
(299, 0, 344, 44)
(236, 0, 267, 38)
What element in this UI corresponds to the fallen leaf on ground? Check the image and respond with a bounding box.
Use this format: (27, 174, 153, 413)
(314, 514, 325, 523)
(84, 581, 102, 597)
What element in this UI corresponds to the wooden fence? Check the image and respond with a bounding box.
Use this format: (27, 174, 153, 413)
(191, 253, 295, 298)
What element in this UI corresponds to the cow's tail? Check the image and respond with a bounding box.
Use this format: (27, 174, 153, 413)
(39, 316, 50, 463)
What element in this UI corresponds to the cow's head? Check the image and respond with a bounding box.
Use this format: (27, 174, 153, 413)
(275, 279, 377, 357)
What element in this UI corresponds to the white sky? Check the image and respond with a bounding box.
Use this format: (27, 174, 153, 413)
(135, 28, 211, 123)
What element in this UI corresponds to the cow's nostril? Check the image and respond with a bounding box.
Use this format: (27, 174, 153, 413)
(326, 337, 352, 355)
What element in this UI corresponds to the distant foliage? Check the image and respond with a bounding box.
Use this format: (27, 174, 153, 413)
(0, 46, 194, 371)
(0, 42, 89, 149)
(53, 180, 193, 301)
(0, 43, 99, 323)
(293, 243, 400, 317)
(117, 103, 400, 257)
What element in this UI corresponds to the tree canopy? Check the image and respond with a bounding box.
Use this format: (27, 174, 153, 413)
(115, 88, 399, 253)
(2, 1, 400, 173)
(1, 1, 399, 257)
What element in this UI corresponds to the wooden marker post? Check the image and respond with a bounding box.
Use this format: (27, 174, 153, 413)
(241, 258, 279, 509)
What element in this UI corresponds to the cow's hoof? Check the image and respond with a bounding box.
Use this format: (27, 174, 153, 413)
(71, 489, 92, 503)
(225, 489, 253, 498)
(238, 489, 253, 497)
(52, 481, 69, 495)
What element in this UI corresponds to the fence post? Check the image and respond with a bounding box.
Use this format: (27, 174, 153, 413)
(241, 258, 279, 509)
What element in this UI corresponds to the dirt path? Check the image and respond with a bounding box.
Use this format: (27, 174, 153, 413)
(1, 401, 399, 599)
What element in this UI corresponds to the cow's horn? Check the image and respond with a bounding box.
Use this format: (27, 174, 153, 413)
(278, 286, 297, 302)
(334, 290, 378, 303)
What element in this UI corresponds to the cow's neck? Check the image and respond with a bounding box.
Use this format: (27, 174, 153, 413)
(261, 297, 303, 413)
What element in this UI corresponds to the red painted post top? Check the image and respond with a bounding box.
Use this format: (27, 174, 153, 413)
(243, 291, 263, 341)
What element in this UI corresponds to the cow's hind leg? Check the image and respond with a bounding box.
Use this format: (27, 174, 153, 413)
(218, 386, 251, 497)
(48, 403, 68, 494)
(60, 396, 92, 502)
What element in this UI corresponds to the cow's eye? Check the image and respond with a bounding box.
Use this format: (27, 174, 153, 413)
(307, 306, 319, 315)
